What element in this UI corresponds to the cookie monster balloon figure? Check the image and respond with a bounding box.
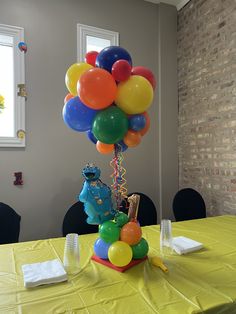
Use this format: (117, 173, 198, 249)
(78, 163, 116, 225)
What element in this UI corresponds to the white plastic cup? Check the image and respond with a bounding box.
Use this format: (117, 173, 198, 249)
(160, 219, 173, 257)
(63, 233, 80, 274)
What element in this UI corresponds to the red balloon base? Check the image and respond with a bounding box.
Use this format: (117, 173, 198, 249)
(91, 255, 148, 272)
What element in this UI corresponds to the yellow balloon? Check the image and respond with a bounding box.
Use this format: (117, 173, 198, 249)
(0, 94, 4, 105)
(115, 75, 154, 114)
(65, 63, 93, 96)
(108, 241, 133, 267)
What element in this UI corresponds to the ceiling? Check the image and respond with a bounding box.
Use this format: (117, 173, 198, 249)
(144, 0, 190, 11)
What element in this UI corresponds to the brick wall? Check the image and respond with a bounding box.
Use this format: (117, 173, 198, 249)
(177, 0, 236, 215)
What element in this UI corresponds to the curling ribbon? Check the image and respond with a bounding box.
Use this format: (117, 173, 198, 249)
(118, 152, 128, 199)
(110, 144, 128, 210)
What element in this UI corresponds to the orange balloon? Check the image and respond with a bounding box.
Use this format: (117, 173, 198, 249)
(120, 222, 142, 245)
(78, 68, 117, 110)
(64, 93, 73, 104)
(140, 112, 150, 136)
(96, 141, 114, 154)
(123, 130, 141, 147)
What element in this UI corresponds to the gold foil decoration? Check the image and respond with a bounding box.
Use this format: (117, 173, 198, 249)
(127, 194, 140, 221)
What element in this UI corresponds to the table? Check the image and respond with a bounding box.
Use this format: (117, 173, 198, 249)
(0, 215, 236, 314)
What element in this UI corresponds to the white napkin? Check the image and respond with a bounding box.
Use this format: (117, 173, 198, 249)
(172, 236, 203, 255)
(22, 259, 67, 288)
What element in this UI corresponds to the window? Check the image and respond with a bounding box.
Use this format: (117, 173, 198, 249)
(77, 24, 119, 62)
(0, 24, 25, 147)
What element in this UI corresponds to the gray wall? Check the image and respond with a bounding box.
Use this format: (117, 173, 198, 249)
(178, 0, 236, 215)
(0, 0, 177, 241)
(158, 3, 178, 221)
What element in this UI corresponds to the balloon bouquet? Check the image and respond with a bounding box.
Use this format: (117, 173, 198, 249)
(63, 46, 156, 271)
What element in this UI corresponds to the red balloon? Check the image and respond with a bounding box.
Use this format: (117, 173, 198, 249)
(140, 112, 150, 136)
(112, 60, 132, 82)
(131, 66, 156, 90)
(85, 51, 99, 67)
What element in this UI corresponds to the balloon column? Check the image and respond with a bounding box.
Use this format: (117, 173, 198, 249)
(63, 46, 156, 270)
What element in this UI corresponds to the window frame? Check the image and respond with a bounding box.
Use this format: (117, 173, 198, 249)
(0, 24, 25, 147)
(77, 23, 119, 62)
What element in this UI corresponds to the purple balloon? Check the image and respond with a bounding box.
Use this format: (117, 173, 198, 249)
(63, 96, 98, 132)
(94, 238, 111, 259)
(87, 130, 97, 144)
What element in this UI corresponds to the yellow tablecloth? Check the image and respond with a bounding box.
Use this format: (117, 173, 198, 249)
(0, 215, 236, 314)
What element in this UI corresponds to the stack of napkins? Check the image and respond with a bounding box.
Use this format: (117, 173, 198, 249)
(22, 259, 67, 288)
(172, 236, 203, 255)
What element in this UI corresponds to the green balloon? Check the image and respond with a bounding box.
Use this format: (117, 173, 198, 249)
(99, 221, 120, 243)
(92, 106, 128, 144)
(131, 238, 149, 259)
(115, 212, 129, 227)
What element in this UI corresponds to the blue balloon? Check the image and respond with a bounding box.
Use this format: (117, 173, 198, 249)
(87, 130, 97, 144)
(96, 46, 132, 73)
(94, 237, 111, 259)
(129, 114, 146, 131)
(63, 96, 98, 132)
(115, 141, 128, 152)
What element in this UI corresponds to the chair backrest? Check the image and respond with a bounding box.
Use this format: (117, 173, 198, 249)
(120, 192, 157, 226)
(0, 202, 21, 244)
(172, 188, 206, 221)
(62, 201, 98, 236)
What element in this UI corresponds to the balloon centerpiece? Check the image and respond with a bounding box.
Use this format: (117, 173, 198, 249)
(63, 45, 156, 271)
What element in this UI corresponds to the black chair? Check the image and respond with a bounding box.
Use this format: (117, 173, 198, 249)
(172, 188, 206, 221)
(62, 201, 98, 236)
(0, 202, 21, 244)
(120, 192, 157, 226)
